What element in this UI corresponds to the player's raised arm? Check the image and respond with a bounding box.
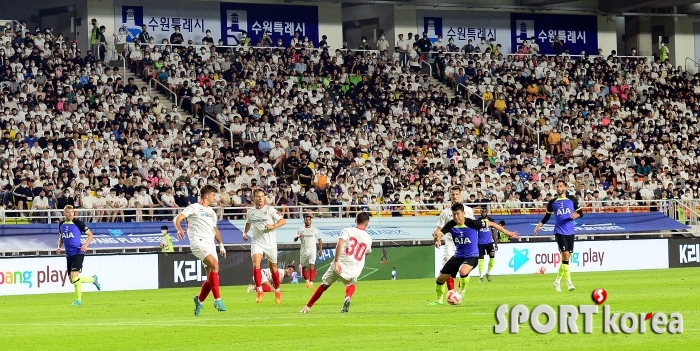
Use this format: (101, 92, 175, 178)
(174, 213, 187, 239)
(76, 220, 93, 252)
(265, 208, 286, 231)
(333, 235, 345, 274)
(435, 220, 457, 248)
(534, 198, 555, 235)
(485, 220, 519, 240)
(569, 194, 584, 219)
(215, 227, 226, 258)
(56, 225, 63, 254)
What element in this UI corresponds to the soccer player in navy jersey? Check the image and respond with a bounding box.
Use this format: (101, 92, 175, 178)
(477, 207, 498, 283)
(57, 205, 101, 305)
(534, 180, 583, 292)
(428, 203, 518, 306)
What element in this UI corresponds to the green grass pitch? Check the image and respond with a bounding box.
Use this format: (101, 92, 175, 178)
(1, 268, 698, 351)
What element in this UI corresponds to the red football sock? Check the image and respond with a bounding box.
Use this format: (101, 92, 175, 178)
(198, 280, 211, 302)
(302, 268, 309, 281)
(262, 285, 273, 292)
(345, 284, 356, 299)
(307, 285, 328, 307)
(272, 269, 281, 289)
(208, 271, 220, 299)
(253, 268, 263, 289)
(447, 277, 454, 291)
(310, 268, 316, 282)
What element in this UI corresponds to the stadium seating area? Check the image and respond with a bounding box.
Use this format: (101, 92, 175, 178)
(1, 19, 698, 222)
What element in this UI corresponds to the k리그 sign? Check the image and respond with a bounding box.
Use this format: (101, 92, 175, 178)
(668, 238, 700, 268)
(0, 254, 158, 296)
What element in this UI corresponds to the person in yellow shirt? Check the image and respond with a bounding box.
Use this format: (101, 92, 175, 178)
(492, 94, 508, 126)
(548, 128, 562, 155)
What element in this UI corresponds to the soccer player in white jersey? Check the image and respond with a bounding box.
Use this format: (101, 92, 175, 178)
(432, 185, 475, 293)
(174, 185, 227, 316)
(301, 211, 372, 314)
(247, 265, 295, 293)
(243, 189, 287, 304)
(294, 214, 323, 288)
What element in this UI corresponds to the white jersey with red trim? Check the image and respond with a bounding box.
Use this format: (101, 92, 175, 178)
(335, 227, 373, 280)
(246, 204, 284, 245)
(179, 203, 217, 241)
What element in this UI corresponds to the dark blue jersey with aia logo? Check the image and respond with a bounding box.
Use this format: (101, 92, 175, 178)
(544, 195, 582, 236)
(478, 216, 495, 244)
(441, 219, 488, 258)
(58, 219, 90, 257)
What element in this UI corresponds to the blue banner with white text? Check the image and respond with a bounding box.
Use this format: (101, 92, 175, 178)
(219, 2, 319, 47)
(510, 13, 598, 55)
(0, 212, 688, 252)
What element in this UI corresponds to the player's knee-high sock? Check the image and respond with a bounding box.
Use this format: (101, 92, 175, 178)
(310, 268, 316, 282)
(562, 261, 571, 283)
(262, 285, 273, 292)
(345, 284, 356, 299)
(478, 259, 484, 277)
(446, 277, 454, 291)
(272, 269, 281, 290)
(487, 258, 495, 274)
(307, 285, 328, 307)
(208, 271, 221, 300)
(198, 280, 211, 302)
(459, 275, 470, 292)
(555, 263, 564, 283)
(253, 268, 263, 290)
(71, 277, 82, 301)
(302, 267, 309, 281)
(79, 276, 94, 283)
(435, 281, 446, 303)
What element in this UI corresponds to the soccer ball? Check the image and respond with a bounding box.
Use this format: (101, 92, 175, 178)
(446, 290, 462, 305)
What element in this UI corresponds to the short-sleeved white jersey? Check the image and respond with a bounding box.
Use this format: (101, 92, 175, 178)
(436, 203, 475, 228)
(179, 203, 218, 241)
(246, 204, 284, 241)
(336, 227, 373, 280)
(297, 226, 321, 254)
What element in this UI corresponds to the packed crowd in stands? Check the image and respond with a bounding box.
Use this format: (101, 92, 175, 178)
(0, 18, 698, 223)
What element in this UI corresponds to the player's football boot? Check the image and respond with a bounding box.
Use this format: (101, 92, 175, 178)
(305, 281, 313, 289)
(214, 299, 227, 312)
(256, 291, 265, 303)
(71, 300, 82, 306)
(426, 301, 444, 307)
(193, 296, 203, 316)
(553, 281, 562, 292)
(485, 274, 492, 282)
(479, 276, 483, 283)
(275, 291, 282, 304)
(341, 297, 351, 313)
(300, 306, 311, 313)
(567, 282, 576, 291)
(246, 284, 255, 293)
(93, 275, 101, 291)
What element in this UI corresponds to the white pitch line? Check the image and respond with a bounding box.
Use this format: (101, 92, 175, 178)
(3, 322, 492, 328)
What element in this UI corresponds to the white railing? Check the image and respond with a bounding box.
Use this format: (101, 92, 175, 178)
(203, 114, 234, 145)
(148, 78, 178, 108)
(457, 83, 487, 114)
(685, 57, 700, 73)
(103, 44, 127, 74)
(0, 198, 691, 223)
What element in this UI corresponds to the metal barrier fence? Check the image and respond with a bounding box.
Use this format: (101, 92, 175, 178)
(4, 199, 697, 224)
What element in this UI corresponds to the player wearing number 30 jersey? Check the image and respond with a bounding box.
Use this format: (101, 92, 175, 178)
(301, 212, 372, 314)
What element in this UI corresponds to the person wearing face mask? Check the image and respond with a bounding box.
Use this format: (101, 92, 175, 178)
(159, 225, 175, 253)
(358, 36, 370, 50)
(376, 33, 389, 52)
